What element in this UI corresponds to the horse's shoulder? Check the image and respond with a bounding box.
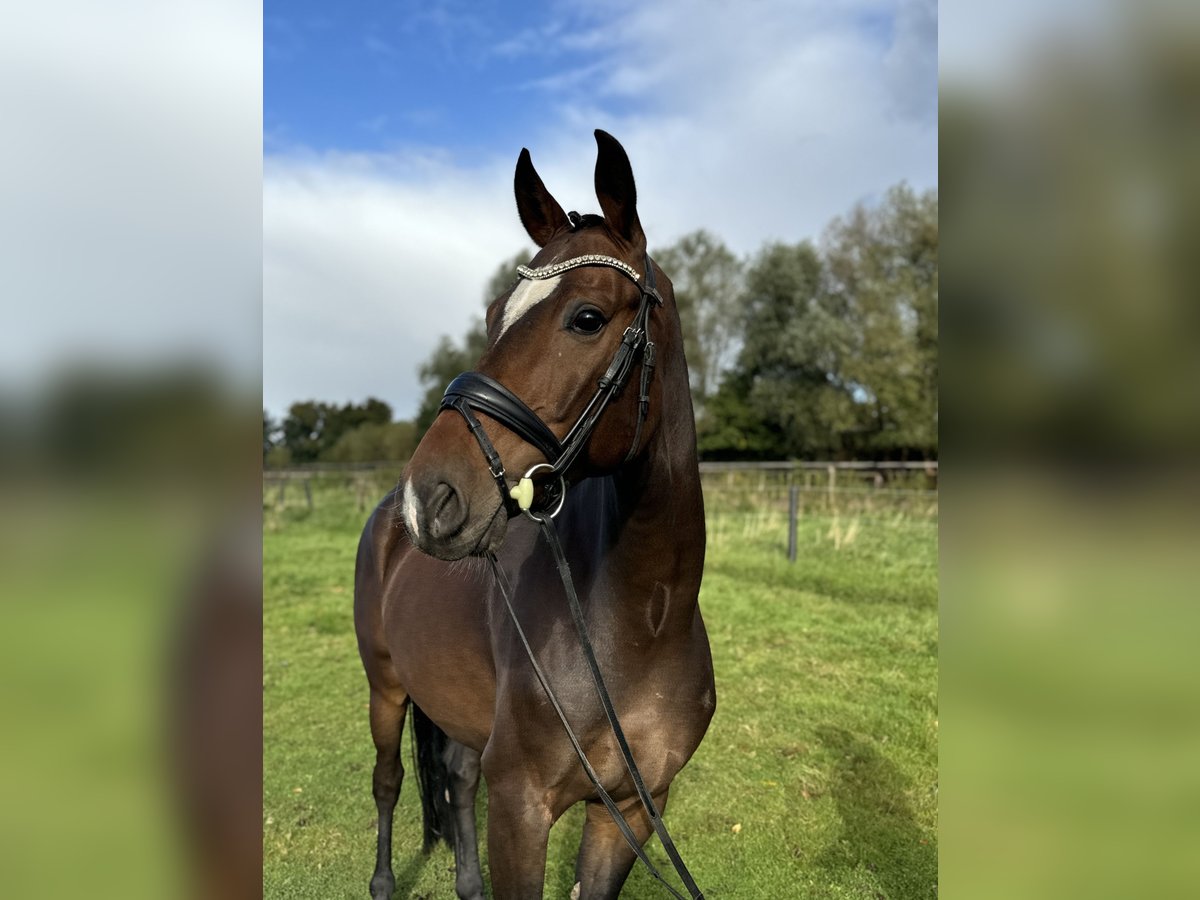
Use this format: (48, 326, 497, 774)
(357, 488, 414, 581)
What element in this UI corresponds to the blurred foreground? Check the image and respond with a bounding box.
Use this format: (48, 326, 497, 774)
(0, 371, 262, 899)
(0, 2, 261, 897)
(943, 3, 1200, 896)
(944, 472, 1200, 898)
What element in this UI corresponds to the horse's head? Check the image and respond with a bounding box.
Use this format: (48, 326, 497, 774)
(402, 130, 677, 560)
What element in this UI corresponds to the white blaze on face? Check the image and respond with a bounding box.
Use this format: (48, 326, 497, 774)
(403, 476, 420, 540)
(498, 275, 562, 338)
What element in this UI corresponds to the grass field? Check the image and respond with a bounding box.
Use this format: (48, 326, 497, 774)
(264, 474, 938, 899)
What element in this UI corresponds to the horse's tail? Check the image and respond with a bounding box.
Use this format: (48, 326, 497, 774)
(410, 703, 455, 852)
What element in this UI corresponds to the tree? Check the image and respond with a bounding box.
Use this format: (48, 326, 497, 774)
(323, 421, 418, 462)
(279, 398, 393, 463)
(279, 400, 325, 464)
(413, 250, 531, 431)
(699, 240, 858, 458)
(698, 186, 938, 460)
(653, 231, 743, 414)
(694, 371, 781, 459)
(822, 184, 938, 457)
(262, 409, 278, 462)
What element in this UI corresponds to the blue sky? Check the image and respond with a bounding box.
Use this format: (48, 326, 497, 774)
(266, 1, 649, 160)
(263, 0, 937, 420)
(265, 1, 902, 159)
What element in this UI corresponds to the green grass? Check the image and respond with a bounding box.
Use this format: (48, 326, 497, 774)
(264, 478, 938, 898)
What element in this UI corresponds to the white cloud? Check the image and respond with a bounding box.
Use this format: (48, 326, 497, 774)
(263, 152, 529, 417)
(1, 0, 261, 392)
(264, 0, 936, 418)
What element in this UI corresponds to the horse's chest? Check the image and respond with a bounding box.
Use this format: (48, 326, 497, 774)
(492, 640, 711, 796)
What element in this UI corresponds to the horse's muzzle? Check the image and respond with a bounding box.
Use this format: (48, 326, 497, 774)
(402, 472, 507, 560)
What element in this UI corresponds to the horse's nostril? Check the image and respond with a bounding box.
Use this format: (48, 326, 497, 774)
(427, 481, 467, 540)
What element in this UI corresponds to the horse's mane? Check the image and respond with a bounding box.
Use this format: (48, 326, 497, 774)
(566, 211, 606, 231)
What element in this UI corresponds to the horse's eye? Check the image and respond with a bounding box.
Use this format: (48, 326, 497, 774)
(570, 307, 606, 335)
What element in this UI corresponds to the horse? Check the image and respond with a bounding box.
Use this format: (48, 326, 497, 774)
(354, 130, 715, 900)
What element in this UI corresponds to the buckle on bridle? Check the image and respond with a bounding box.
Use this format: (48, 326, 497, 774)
(598, 326, 644, 390)
(510, 462, 567, 521)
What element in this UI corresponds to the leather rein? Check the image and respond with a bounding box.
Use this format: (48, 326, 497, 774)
(437, 248, 706, 899)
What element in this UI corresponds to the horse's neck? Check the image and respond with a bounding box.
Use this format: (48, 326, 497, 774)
(615, 424, 705, 570)
(553, 317, 705, 631)
(623, 334, 706, 583)
(565, 409, 706, 631)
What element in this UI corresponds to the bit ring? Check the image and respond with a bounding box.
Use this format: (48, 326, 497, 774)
(513, 462, 567, 521)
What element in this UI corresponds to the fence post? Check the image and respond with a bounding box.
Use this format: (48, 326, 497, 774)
(303, 479, 313, 510)
(826, 464, 837, 513)
(787, 485, 799, 563)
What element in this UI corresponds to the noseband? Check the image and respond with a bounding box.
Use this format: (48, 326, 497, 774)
(439, 250, 662, 516)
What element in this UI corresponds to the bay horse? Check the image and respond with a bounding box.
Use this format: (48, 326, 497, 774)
(354, 130, 715, 899)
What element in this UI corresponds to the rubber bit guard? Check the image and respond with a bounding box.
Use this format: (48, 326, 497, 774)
(509, 477, 535, 510)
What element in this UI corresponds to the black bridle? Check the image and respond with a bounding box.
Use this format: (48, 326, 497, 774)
(440, 249, 662, 516)
(436, 246, 706, 899)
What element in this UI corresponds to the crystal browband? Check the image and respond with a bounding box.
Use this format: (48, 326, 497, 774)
(516, 254, 641, 284)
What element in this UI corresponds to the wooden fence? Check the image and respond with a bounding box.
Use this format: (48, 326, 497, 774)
(264, 460, 938, 561)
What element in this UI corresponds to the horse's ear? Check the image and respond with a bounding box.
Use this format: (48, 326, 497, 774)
(514, 148, 569, 248)
(593, 129, 644, 249)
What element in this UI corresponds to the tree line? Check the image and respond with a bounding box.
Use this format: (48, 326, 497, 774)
(263, 399, 417, 466)
(264, 182, 936, 465)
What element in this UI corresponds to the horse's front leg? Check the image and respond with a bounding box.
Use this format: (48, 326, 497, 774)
(482, 771, 554, 900)
(573, 789, 669, 900)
